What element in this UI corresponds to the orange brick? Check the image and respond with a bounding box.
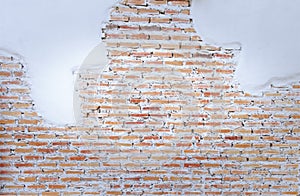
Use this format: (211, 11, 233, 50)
(23, 170, 42, 175)
(123, 0, 145, 5)
(115, 6, 138, 14)
(171, 35, 190, 40)
(18, 177, 36, 182)
(0, 170, 19, 176)
(138, 8, 160, 14)
(148, 0, 167, 5)
(1, 111, 22, 117)
(15, 163, 34, 167)
(106, 33, 126, 39)
(10, 88, 30, 93)
(0, 71, 11, 77)
(110, 15, 129, 22)
(165, 61, 183, 66)
(29, 141, 48, 146)
(151, 17, 170, 23)
(65, 192, 83, 196)
(106, 192, 123, 195)
(48, 184, 66, 189)
(61, 177, 80, 182)
(0, 134, 12, 139)
(251, 114, 271, 119)
(153, 51, 172, 58)
(1, 63, 22, 69)
(14, 71, 24, 77)
(291, 114, 300, 119)
(118, 42, 139, 48)
(5, 185, 24, 189)
(69, 156, 86, 161)
(140, 43, 160, 48)
(234, 143, 251, 148)
(128, 33, 148, 40)
(13, 103, 32, 109)
(42, 192, 60, 196)
(18, 119, 40, 124)
(143, 176, 160, 181)
(14, 134, 34, 139)
(36, 134, 56, 139)
(149, 34, 169, 40)
(119, 25, 139, 31)
(0, 177, 14, 181)
(24, 156, 43, 160)
(39, 177, 58, 182)
(173, 17, 191, 23)
(43, 169, 63, 174)
(0, 119, 15, 124)
(52, 141, 68, 146)
(129, 16, 149, 22)
(28, 185, 46, 189)
(168, 0, 190, 6)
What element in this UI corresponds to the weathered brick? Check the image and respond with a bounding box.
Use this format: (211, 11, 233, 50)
(1, 0, 300, 194)
(151, 17, 170, 23)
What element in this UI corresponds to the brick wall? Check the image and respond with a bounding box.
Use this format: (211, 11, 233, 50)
(1, 0, 300, 195)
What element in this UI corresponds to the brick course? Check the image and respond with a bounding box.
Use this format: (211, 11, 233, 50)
(1, 0, 300, 195)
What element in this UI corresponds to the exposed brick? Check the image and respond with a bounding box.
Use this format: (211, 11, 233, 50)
(0, 0, 299, 194)
(48, 184, 66, 189)
(151, 17, 170, 23)
(0, 71, 11, 77)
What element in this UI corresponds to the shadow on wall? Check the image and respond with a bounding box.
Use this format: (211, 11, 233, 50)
(73, 42, 109, 124)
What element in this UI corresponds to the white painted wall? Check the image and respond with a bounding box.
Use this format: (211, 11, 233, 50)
(1, 0, 300, 124)
(191, 0, 300, 92)
(0, 0, 117, 125)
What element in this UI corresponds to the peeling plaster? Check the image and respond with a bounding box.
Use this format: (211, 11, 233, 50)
(1, 0, 299, 124)
(191, 0, 300, 94)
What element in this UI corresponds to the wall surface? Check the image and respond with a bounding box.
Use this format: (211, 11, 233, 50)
(1, 0, 300, 124)
(192, 0, 300, 93)
(0, 0, 118, 124)
(0, 0, 300, 195)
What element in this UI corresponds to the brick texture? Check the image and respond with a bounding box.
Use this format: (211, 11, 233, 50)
(1, 0, 300, 195)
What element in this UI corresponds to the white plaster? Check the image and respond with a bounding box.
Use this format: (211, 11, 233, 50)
(191, 0, 300, 94)
(0, 0, 118, 125)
